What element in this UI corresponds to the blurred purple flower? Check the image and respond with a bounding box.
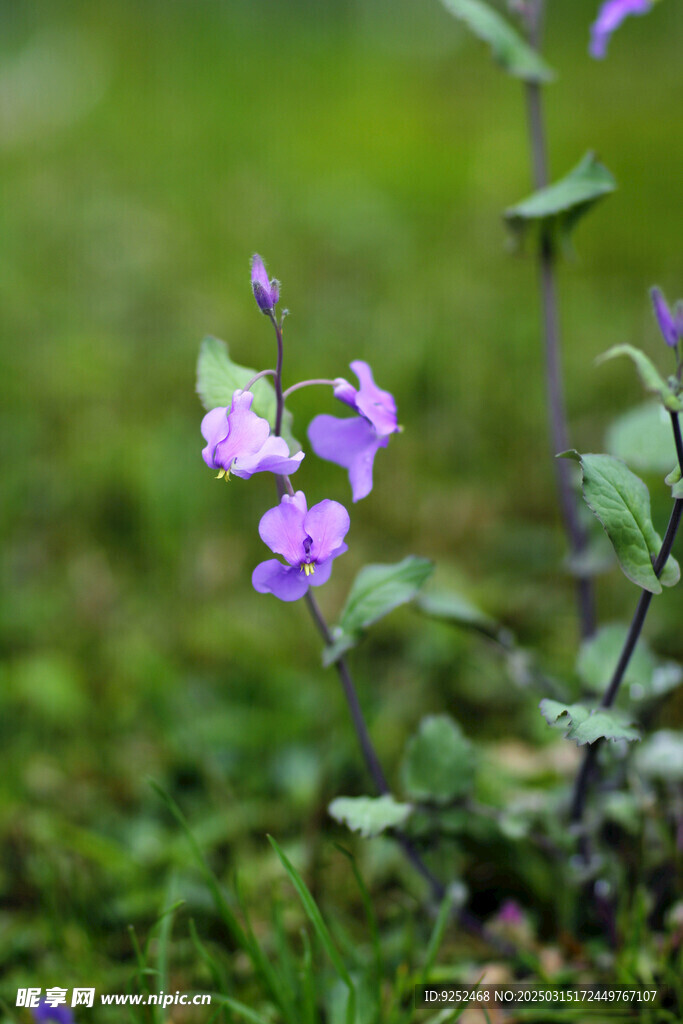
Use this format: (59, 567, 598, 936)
(201, 390, 304, 479)
(497, 899, 524, 926)
(252, 491, 349, 601)
(251, 253, 280, 313)
(651, 286, 682, 348)
(308, 361, 400, 502)
(33, 1004, 74, 1024)
(589, 0, 652, 59)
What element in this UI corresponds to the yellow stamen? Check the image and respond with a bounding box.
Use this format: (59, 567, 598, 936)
(300, 562, 315, 577)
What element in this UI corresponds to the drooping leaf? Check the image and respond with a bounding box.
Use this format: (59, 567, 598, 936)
(401, 715, 475, 803)
(606, 401, 677, 474)
(415, 587, 507, 641)
(439, 0, 554, 83)
(597, 344, 683, 412)
(561, 451, 680, 594)
(196, 336, 299, 451)
(504, 152, 616, 252)
(328, 795, 413, 838)
(539, 699, 640, 745)
(324, 556, 433, 666)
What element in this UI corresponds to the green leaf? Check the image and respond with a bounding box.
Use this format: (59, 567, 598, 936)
(606, 401, 677, 474)
(439, 0, 554, 83)
(196, 336, 299, 452)
(539, 699, 640, 745)
(401, 715, 475, 803)
(324, 556, 433, 666)
(504, 152, 616, 252)
(328, 795, 413, 838)
(561, 451, 680, 594)
(415, 588, 506, 641)
(597, 344, 683, 412)
(577, 624, 655, 697)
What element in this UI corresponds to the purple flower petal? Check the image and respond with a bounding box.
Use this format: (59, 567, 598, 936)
(232, 435, 304, 478)
(213, 390, 271, 472)
(349, 360, 398, 437)
(201, 406, 231, 468)
(674, 301, 683, 340)
(252, 559, 311, 601)
(307, 554, 338, 588)
(589, 0, 651, 59)
(308, 415, 387, 502)
(251, 253, 279, 312)
(651, 287, 679, 348)
(258, 491, 308, 565)
(33, 1005, 74, 1024)
(304, 499, 350, 563)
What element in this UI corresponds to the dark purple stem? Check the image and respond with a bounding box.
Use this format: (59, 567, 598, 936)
(570, 412, 683, 827)
(525, 1, 596, 640)
(268, 312, 285, 437)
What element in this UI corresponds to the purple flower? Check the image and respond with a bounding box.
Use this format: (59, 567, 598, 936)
(651, 287, 682, 349)
(308, 361, 400, 502)
(252, 491, 350, 601)
(33, 1004, 74, 1024)
(251, 253, 280, 313)
(497, 899, 524, 926)
(589, 0, 652, 59)
(201, 389, 304, 479)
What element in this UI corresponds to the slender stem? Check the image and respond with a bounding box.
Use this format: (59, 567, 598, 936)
(570, 412, 683, 826)
(524, 2, 596, 640)
(244, 368, 276, 391)
(268, 312, 285, 437)
(282, 379, 338, 401)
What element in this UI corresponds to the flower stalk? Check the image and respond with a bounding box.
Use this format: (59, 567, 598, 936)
(525, 0, 596, 640)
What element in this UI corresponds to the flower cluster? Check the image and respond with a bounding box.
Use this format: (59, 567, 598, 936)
(200, 257, 400, 601)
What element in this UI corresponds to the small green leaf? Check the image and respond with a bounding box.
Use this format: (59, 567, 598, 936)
(401, 715, 475, 803)
(539, 699, 640, 745)
(415, 588, 506, 640)
(328, 795, 413, 838)
(606, 401, 677, 474)
(597, 344, 683, 412)
(561, 451, 680, 594)
(439, 0, 554, 83)
(325, 557, 434, 666)
(196, 336, 299, 451)
(577, 624, 655, 697)
(504, 152, 616, 252)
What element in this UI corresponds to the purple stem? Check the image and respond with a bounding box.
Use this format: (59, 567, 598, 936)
(525, 0, 596, 640)
(282, 379, 338, 401)
(244, 369, 277, 391)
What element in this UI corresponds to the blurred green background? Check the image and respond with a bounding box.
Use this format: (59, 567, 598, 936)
(1, 0, 682, 1008)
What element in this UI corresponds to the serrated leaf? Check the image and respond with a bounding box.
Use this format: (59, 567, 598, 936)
(606, 401, 676, 474)
(328, 795, 413, 838)
(577, 624, 655, 697)
(504, 152, 615, 252)
(324, 557, 434, 666)
(539, 699, 640, 745)
(401, 715, 475, 803)
(597, 344, 683, 412)
(439, 0, 554, 83)
(196, 336, 299, 452)
(415, 588, 504, 640)
(561, 451, 680, 594)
